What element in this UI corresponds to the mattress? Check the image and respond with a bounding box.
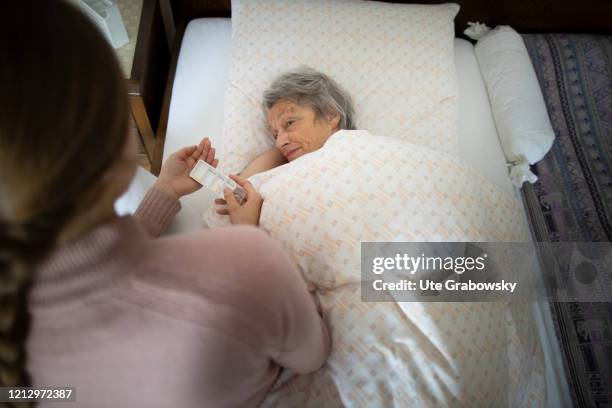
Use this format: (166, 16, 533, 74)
(115, 18, 567, 407)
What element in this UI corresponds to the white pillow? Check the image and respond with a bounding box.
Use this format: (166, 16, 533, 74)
(465, 24, 555, 187)
(221, 0, 460, 175)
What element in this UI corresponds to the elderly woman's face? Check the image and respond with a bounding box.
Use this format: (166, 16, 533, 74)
(267, 100, 339, 161)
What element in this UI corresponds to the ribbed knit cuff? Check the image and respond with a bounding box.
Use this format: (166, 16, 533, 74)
(134, 186, 181, 237)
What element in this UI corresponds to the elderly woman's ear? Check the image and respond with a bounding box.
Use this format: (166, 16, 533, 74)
(327, 111, 341, 131)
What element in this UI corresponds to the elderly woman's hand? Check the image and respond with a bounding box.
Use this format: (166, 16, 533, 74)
(154, 137, 218, 199)
(215, 175, 263, 226)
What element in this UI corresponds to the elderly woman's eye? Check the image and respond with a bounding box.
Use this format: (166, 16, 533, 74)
(285, 120, 295, 128)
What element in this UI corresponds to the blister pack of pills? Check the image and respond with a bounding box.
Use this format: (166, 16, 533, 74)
(189, 160, 247, 204)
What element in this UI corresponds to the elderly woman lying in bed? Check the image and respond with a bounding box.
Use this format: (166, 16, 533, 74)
(215, 67, 356, 224)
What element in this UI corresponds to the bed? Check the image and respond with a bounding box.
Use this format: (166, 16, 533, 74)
(115, 13, 577, 407)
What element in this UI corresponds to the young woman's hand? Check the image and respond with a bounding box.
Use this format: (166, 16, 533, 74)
(155, 137, 219, 199)
(215, 175, 263, 226)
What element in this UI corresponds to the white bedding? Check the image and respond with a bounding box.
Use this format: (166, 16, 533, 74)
(115, 18, 570, 407)
(202, 129, 545, 406)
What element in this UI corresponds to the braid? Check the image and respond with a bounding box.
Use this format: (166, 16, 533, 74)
(0, 211, 72, 407)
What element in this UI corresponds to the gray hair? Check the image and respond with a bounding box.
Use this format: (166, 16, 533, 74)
(262, 66, 356, 130)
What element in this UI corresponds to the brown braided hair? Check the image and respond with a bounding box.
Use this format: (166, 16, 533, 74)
(0, 0, 129, 399)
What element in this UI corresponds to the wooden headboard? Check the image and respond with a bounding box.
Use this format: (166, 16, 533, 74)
(170, 0, 612, 36)
(143, 0, 611, 173)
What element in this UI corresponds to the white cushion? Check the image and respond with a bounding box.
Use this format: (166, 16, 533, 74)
(221, 0, 460, 175)
(470, 25, 555, 186)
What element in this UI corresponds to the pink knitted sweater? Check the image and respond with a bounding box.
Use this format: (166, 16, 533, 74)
(26, 186, 330, 407)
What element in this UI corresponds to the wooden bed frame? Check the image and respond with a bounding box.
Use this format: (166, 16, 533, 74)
(135, 0, 612, 174)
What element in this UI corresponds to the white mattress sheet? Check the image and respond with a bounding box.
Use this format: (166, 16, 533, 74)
(116, 18, 568, 407)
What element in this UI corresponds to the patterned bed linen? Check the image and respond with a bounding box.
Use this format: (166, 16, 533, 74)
(521, 33, 612, 407)
(205, 130, 545, 407)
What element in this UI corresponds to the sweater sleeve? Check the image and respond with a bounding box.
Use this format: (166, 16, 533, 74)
(241, 230, 332, 374)
(134, 186, 181, 237)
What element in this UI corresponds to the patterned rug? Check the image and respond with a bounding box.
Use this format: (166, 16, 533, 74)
(521, 34, 612, 407)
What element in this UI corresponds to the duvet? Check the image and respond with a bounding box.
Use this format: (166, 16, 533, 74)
(205, 130, 545, 407)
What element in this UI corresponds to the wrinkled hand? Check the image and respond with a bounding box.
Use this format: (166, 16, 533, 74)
(155, 137, 218, 199)
(214, 175, 263, 226)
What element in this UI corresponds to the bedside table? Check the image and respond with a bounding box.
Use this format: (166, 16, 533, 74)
(115, 0, 169, 174)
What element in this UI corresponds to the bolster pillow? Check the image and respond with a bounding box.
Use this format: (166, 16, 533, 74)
(465, 23, 555, 187)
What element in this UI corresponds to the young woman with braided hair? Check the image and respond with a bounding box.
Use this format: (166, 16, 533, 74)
(0, 1, 330, 406)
